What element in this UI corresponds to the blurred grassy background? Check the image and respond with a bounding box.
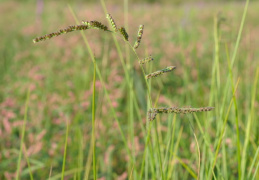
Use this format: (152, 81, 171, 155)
(0, 0, 259, 179)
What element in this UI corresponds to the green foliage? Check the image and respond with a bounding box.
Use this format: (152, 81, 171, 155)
(1, 0, 259, 179)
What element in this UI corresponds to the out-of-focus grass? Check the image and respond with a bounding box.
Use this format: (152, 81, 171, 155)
(0, 1, 259, 179)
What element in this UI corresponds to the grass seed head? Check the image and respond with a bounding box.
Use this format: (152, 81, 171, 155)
(118, 27, 129, 41)
(134, 25, 144, 49)
(82, 20, 108, 31)
(148, 109, 158, 121)
(33, 25, 89, 43)
(106, 13, 117, 32)
(146, 66, 176, 79)
(148, 107, 214, 121)
(139, 55, 153, 65)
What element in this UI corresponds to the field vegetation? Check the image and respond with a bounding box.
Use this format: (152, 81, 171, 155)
(0, 0, 259, 179)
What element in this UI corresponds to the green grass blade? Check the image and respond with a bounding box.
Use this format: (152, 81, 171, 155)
(248, 146, 259, 179)
(175, 156, 197, 179)
(162, 114, 176, 174)
(140, 122, 153, 179)
(252, 159, 259, 180)
(92, 59, 97, 180)
(188, 119, 201, 180)
(84, 135, 93, 180)
(16, 89, 30, 180)
(241, 68, 259, 180)
(229, 0, 250, 178)
(61, 118, 70, 180)
(49, 168, 84, 180)
(167, 126, 183, 179)
(213, 14, 220, 89)
(154, 120, 165, 180)
(22, 144, 34, 180)
(209, 78, 240, 179)
(230, 0, 250, 68)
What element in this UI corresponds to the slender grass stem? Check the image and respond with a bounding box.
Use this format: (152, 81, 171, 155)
(16, 89, 30, 180)
(213, 14, 221, 89)
(162, 114, 176, 175)
(22, 144, 34, 180)
(229, 1, 250, 178)
(154, 120, 165, 180)
(241, 67, 259, 180)
(167, 126, 183, 179)
(248, 146, 259, 179)
(92, 59, 97, 180)
(61, 118, 69, 180)
(187, 118, 201, 180)
(100, 3, 156, 179)
(252, 159, 259, 180)
(209, 78, 240, 180)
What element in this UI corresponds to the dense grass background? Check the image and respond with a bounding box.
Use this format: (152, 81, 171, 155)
(0, 0, 259, 179)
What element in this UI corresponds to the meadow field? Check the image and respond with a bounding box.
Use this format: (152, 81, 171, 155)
(0, 0, 259, 179)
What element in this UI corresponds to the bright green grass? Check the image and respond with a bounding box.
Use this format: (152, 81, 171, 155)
(1, 0, 259, 179)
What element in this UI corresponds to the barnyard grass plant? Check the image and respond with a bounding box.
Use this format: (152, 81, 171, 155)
(33, 11, 214, 180)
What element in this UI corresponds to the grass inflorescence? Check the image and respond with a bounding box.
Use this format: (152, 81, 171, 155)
(33, 12, 214, 127)
(134, 25, 144, 49)
(138, 55, 153, 64)
(82, 20, 108, 31)
(118, 27, 129, 41)
(106, 13, 118, 31)
(32, 10, 215, 179)
(148, 107, 215, 121)
(1, 0, 257, 179)
(33, 25, 89, 43)
(145, 66, 176, 80)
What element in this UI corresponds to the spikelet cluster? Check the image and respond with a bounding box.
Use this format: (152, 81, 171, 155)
(134, 25, 144, 49)
(146, 66, 176, 79)
(82, 20, 108, 31)
(118, 27, 129, 41)
(33, 25, 89, 43)
(139, 55, 153, 65)
(148, 109, 158, 121)
(148, 107, 214, 121)
(106, 13, 117, 32)
(32, 14, 214, 121)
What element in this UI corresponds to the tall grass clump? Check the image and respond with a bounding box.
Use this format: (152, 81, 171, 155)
(2, 0, 259, 178)
(0, 0, 257, 178)
(32, 9, 214, 178)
